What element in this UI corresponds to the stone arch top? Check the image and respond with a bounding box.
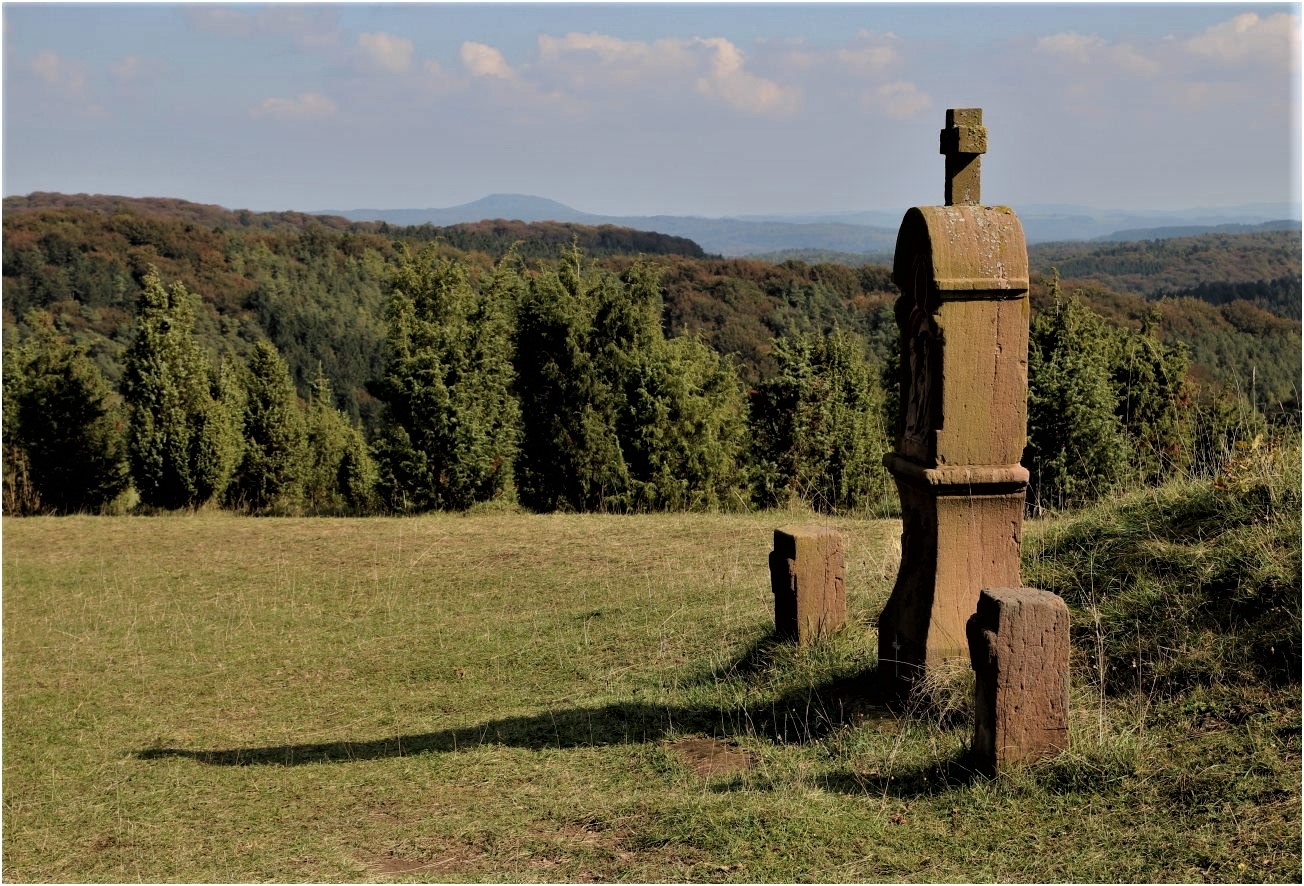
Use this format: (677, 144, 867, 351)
(892, 205, 1029, 301)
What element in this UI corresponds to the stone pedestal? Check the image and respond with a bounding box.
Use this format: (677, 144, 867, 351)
(770, 526, 846, 644)
(967, 587, 1070, 772)
(878, 461, 1027, 695)
(877, 108, 1031, 699)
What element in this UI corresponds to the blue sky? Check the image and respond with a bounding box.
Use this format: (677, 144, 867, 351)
(3, 2, 1299, 216)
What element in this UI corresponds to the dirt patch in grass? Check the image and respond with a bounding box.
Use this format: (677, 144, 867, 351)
(666, 736, 756, 778)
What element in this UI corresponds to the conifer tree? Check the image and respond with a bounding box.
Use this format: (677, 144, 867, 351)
(1025, 280, 1130, 511)
(373, 249, 519, 511)
(121, 267, 243, 510)
(749, 329, 890, 512)
(1111, 310, 1195, 484)
(3, 311, 129, 513)
(514, 250, 748, 512)
(606, 262, 748, 510)
(619, 334, 749, 510)
(227, 340, 307, 513)
(303, 368, 378, 514)
(512, 247, 627, 511)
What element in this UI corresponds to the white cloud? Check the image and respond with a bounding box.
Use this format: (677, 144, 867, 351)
(31, 49, 87, 97)
(536, 31, 695, 86)
(358, 31, 414, 74)
(1186, 12, 1299, 69)
(1036, 31, 1105, 62)
(1113, 44, 1161, 78)
(250, 92, 337, 121)
(461, 41, 517, 79)
(530, 31, 798, 116)
(418, 59, 462, 95)
(837, 31, 901, 75)
(258, 6, 341, 50)
(863, 80, 931, 120)
(1035, 31, 1159, 77)
(694, 37, 799, 116)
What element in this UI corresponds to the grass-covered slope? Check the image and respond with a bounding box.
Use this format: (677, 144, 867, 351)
(1025, 438, 1301, 694)
(4, 469, 1300, 881)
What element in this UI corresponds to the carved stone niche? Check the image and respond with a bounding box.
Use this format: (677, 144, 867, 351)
(877, 204, 1031, 699)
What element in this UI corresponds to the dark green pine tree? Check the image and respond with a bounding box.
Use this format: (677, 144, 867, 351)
(227, 340, 307, 513)
(303, 367, 378, 515)
(619, 334, 749, 510)
(749, 328, 891, 513)
(513, 245, 628, 512)
(1025, 279, 1130, 512)
(606, 262, 748, 511)
(3, 311, 129, 514)
(121, 267, 243, 510)
(373, 249, 519, 511)
(1111, 310, 1195, 485)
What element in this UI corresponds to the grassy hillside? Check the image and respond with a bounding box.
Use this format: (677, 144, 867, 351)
(4, 442, 1298, 881)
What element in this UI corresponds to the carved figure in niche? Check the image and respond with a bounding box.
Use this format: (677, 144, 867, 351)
(900, 294, 941, 461)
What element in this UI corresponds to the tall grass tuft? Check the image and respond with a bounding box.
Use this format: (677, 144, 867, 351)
(1025, 435, 1301, 696)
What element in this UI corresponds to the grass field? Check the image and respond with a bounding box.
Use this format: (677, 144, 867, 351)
(3, 503, 1299, 882)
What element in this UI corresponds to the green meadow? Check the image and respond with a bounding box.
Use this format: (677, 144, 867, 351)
(3, 455, 1299, 882)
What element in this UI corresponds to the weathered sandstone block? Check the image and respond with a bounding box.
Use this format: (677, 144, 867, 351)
(967, 587, 1070, 772)
(770, 526, 846, 644)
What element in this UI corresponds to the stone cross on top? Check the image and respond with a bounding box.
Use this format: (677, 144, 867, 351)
(941, 108, 987, 206)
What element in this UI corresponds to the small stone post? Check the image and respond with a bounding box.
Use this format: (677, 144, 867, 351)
(877, 108, 1031, 699)
(967, 588, 1070, 772)
(770, 526, 846, 644)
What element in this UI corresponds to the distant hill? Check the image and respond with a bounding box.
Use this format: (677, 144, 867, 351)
(5, 191, 362, 232)
(1028, 229, 1301, 319)
(744, 248, 894, 266)
(1094, 220, 1300, 241)
(1017, 202, 1301, 242)
(1, 192, 707, 259)
(317, 193, 599, 227)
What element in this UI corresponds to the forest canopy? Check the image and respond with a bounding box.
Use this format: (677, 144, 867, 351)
(3, 193, 1297, 517)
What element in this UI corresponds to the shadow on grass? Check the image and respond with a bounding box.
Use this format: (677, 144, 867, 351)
(681, 631, 789, 685)
(135, 663, 894, 767)
(815, 753, 986, 798)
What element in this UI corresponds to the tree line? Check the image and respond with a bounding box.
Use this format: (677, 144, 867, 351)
(3, 248, 1278, 517)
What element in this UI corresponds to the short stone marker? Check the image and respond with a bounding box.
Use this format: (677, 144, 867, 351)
(877, 107, 1031, 699)
(967, 587, 1070, 772)
(770, 526, 846, 644)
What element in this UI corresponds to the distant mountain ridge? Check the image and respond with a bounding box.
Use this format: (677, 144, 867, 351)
(316, 194, 901, 257)
(315, 194, 1300, 256)
(318, 194, 600, 227)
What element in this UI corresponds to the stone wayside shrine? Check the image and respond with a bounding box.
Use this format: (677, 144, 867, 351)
(876, 108, 1034, 699)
